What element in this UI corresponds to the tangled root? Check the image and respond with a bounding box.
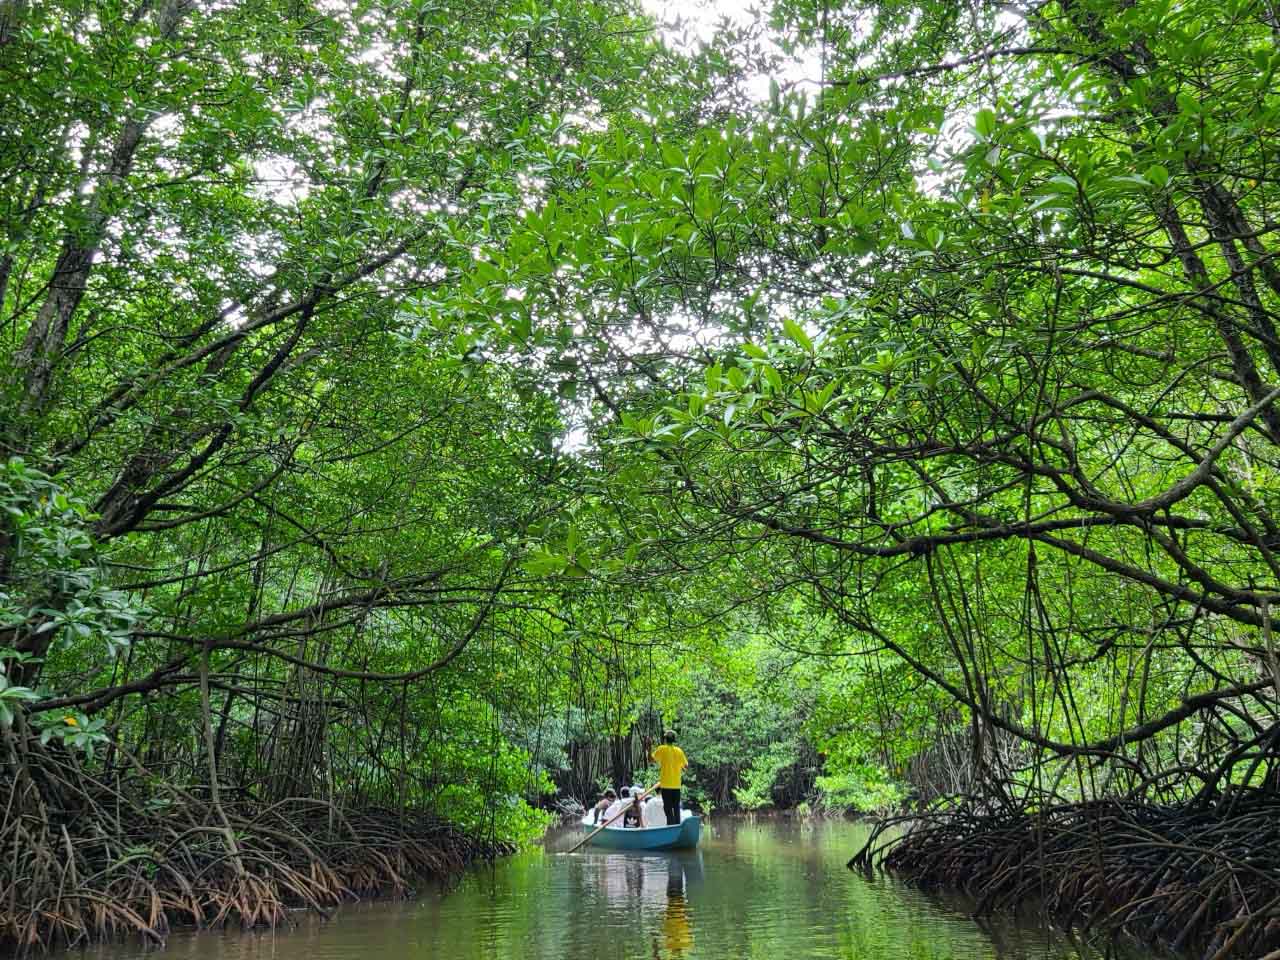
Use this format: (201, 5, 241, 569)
(0, 733, 511, 953)
(851, 794, 1280, 959)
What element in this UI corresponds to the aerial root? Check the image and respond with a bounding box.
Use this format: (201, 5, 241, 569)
(851, 794, 1280, 959)
(0, 753, 513, 954)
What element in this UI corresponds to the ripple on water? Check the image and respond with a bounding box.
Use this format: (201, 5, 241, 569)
(77, 818, 1149, 960)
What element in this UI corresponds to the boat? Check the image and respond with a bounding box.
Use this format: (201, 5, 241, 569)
(578, 812, 702, 851)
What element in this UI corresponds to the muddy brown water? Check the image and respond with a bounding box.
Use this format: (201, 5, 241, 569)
(81, 818, 1148, 960)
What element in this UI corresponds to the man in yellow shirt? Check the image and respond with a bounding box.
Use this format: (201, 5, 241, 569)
(651, 730, 688, 826)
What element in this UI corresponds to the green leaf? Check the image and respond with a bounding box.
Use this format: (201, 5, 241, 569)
(974, 108, 997, 139)
(705, 364, 723, 393)
(782, 318, 813, 353)
(661, 143, 687, 170)
(816, 381, 838, 409)
(522, 552, 566, 575)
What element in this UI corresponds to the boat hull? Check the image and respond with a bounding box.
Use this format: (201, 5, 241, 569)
(580, 815, 701, 850)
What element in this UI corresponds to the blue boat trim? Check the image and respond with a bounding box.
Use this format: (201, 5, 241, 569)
(579, 814, 702, 850)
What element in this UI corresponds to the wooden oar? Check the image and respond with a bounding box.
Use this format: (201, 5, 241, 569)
(565, 781, 662, 853)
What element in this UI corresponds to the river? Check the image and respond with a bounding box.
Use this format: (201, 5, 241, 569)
(83, 818, 1143, 960)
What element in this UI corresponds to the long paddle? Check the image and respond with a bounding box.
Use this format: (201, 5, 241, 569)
(565, 780, 662, 854)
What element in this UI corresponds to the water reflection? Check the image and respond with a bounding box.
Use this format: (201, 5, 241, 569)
(580, 849, 703, 959)
(658, 854, 694, 959)
(579, 851, 702, 959)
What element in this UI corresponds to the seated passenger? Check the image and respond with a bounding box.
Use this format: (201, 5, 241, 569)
(591, 788, 617, 824)
(603, 786, 628, 824)
(622, 789, 643, 828)
(643, 794, 664, 826)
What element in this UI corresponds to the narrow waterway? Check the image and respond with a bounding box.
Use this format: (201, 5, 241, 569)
(83, 818, 1145, 960)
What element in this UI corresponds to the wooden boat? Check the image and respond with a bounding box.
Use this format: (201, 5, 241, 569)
(578, 813, 702, 851)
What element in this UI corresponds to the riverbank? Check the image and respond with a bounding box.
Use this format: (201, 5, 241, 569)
(852, 795, 1280, 960)
(1, 796, 510, 954)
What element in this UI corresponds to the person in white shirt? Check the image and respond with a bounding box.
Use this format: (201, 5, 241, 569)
(603, 786, 628, 823)
(643, 792, 664, 826)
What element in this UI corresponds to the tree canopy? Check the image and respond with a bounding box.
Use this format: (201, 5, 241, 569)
(3, 0, 1280, 948)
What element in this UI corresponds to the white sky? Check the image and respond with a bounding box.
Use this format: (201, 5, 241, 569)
(642, 0, 754, 39)
(642, 0, 820, 99)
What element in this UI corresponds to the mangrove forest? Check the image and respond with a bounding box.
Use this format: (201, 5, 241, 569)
(2, 0, 1280, 956)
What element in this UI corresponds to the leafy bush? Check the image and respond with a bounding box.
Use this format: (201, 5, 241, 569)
(733, 741, 802, 810)
(815, 763, 906, 815)
(0, 457, 142, 661)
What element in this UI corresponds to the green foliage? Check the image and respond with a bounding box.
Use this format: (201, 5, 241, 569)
(32, 711, 110, 759)
(0, 0, 695, 843)
(4, 0, 1280, 867)
(0, 458, 140, 664)
(0, 667, 40, 728)
(668, 636, 819, 810)
(535, 0, 1280, 810)
(814, 766, 906, 816)
(734, 741, 803, 810)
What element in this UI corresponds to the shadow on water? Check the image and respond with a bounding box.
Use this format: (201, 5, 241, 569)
(74, 818, 1152, 960)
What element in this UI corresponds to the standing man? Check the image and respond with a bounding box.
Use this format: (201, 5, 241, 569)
(651, 730, 688, 826)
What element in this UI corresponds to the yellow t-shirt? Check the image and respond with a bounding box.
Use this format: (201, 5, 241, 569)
(652, 744, 688, 789)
